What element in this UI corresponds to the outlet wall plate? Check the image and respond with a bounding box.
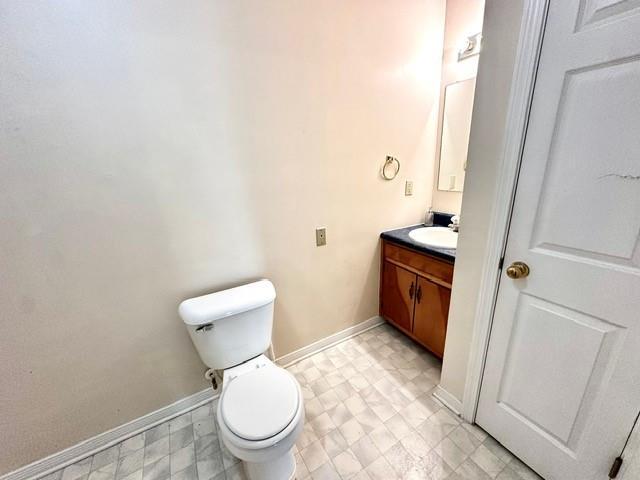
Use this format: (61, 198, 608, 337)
(316, 228, 327, 246)
(405, 180, 414, 196)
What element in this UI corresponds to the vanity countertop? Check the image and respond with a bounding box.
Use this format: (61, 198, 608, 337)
(380, 211, 457, 263)
(380, 225, 456, 263)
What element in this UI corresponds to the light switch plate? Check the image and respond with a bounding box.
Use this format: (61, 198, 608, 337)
(405, 180, 414, 196)
(316, 228, 327, 246)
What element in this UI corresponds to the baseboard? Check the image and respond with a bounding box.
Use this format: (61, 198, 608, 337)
(1, 389, 217, 480)
(4, 316, 385, 480)
(275, 316, 385, 368)
(433, 384, 463, 416)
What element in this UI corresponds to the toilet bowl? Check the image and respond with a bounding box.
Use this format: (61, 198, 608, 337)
(216, 355, 304, 480)
(178, 280, 305, 480)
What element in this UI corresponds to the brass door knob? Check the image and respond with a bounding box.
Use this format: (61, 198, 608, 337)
(506, 261, 530, 279)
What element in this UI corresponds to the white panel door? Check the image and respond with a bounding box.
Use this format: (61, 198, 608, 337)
(476, 2, 640, 479)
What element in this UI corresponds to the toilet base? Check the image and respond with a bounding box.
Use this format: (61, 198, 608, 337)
(242, 448, 296, 480)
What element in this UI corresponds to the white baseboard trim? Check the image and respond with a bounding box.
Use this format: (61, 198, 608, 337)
(4, 316, 385, 480)
(275, 316, 385, 368)
(433, 384, 463, 416)
(2, 388, 217, 480)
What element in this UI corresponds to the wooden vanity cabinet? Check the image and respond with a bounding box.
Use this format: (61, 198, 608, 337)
(379, 240, 454, 358)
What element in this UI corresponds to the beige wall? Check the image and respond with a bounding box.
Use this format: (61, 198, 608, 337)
(0, 0, 446, 473)
(440, 0, 524, 402)
(431, 0, 485, 214)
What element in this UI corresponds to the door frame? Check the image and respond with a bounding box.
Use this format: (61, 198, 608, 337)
(462, 2, 640, 477)
(461, 0, 549, 423)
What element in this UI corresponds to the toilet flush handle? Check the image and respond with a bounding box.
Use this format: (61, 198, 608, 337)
(196, 323, 214, 333)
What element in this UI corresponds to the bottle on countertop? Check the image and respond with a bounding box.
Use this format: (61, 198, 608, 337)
(424, 207, 434, 226)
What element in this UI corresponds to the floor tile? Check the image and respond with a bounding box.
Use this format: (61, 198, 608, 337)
(218, 440, 239, 470)
(118, 470, 142, 480)
(295, 452, 310, 479)
(120, 435, 145, 458)
(349, 435, 380, 468)
(432, 437, 468, 470)
(318, 429, 348, 459)
(170, 444, 195, 475)
(62, 458, 93, 480)
(170, 464, 196, 480)
(297, 423, 319, 450)
(144, 437, 170, 466)
(400, 431, 431, 460)
(310, 378, 332, 396)
(453, 458, 493, 480)
(222, 464, 247, 480)
(495, 466, 522, 480)
(333, 381, 358, 402)
(338, 417, 366, 446)
(385, 413, 412, 441)
(365, 456, 398, 480)
(88, 462, 117, 480)
(332, 449, 362, 478)
(462, 423, 489, 442)
(310, 462, 340, 480)
(194, 434, 219, 459)
(190, 405, 212, 423)
(145, 424, 170, 447)
(325, 402, 352, 426)
(449, 426, 482, 456)
(143, 456, 170, 480)
(344, 393, 367, 417)
(43, 325, 542, 480)
(170, 425, 194, 454)
(309, 412, 336, 438)
(384, 442, 416, 477)
(351, 470, 372, 480)
(195, 451, 224, 480)
(416, 417, 450, 448)
(317, 390, 340, 411)
(482, 437, 514, 465)
(91, 446, 120, 472)
(117, 450, 144, 480)
(369, 425, 397, 454)
(305, 397, 325, 420)
(470, 445, 506, 478)
(169, 414, 192, 433)
(192, 417, 215, 439)
(300, 441, 330, 472)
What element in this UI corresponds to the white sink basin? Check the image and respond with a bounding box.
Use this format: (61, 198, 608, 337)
(408, 227, 458, 249)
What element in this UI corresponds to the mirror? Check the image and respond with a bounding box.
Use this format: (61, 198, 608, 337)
(437, 77, 476, 192)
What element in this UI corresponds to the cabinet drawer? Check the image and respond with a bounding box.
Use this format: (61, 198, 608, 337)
(384, 242, 454, 285)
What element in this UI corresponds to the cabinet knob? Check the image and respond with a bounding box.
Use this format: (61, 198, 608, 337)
(416, 285, 422, 303)
(409, 282, 415, 299)
(506, 261, 530, 279)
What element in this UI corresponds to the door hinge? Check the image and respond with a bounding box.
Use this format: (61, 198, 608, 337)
(609, 456, 623, 479)
(498, 257, 505, 270)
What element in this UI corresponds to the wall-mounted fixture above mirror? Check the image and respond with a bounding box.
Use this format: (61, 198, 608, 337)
(437, 77, 476, 192)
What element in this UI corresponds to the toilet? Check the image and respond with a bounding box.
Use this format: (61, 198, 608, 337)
(179, 279, 304, 480)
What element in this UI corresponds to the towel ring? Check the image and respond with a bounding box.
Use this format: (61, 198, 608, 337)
(381, 156, 400, 180)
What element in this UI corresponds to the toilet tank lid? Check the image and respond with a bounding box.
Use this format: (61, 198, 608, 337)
(179, 279, 276, 326)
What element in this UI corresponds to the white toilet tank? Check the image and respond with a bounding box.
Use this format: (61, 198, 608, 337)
(179, 279, 276, 370)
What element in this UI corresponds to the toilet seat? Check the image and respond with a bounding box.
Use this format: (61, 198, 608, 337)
(221, 367, 299, 441)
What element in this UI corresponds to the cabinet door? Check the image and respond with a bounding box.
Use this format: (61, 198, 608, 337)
(412, 276, 450, 358)
(381, 261, 416, 332)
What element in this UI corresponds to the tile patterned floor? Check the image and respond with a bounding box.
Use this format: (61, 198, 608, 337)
(45, 324, 542, 480)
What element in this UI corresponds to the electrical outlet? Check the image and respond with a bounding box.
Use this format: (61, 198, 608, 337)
(405, 180, 414, 196)
(316, 228, 327, 246)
